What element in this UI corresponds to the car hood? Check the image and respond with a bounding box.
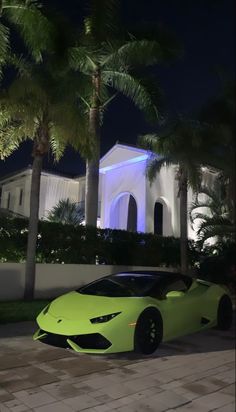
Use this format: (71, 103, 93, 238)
(47, 291, 139, 321)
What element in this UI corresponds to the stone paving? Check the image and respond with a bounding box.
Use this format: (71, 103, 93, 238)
(0, 320, 235, 412)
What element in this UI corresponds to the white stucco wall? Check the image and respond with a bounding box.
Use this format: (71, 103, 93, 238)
(42, 174, 80, 218)
(0, 170, 81, 219)
(0, 145, 216, 241)
(75, 175, 86, 204)
(0, 263, 175, 300)
(100, 144, 148, 170)
(100, 159, 147, 232)
(0, 171, 31, 217)
(146, 165, 180, 236)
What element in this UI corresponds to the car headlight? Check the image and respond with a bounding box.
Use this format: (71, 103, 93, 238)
(42, 304, 51, 315)
(90, 312, 121, 324)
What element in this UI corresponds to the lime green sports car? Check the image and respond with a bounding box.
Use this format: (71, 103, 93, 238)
(33, 271, 233, 354)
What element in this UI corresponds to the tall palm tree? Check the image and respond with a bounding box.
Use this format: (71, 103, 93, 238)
(140, 119, 204, 274)
(0, 0, 53, 77)
(199, 82, 235, 225)
(68, 0, 180, 226)
(0, 63, 87, 299)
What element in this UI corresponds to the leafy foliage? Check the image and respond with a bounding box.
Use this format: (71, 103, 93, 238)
(68, 2, 181, 226)
(139, 119, 205, 190)
(190, 178, 236, 248)
(0, 0, 54, 78)
(46, 198, 84, 227)
(0, 216, 199, 267)
(0, 22, 9, 78)
(198, 82, 236, 225)
(0, 300, 50, 324)
(0, 61, 88, 160)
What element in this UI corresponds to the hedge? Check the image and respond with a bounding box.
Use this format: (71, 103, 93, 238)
(0, 216, 199, 267)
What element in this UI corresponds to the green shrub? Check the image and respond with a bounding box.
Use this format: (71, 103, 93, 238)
(0, 216, 197, 267)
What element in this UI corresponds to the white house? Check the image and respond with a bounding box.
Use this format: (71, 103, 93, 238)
(0, 167, 84, 219)
(0, 143, 215, 239)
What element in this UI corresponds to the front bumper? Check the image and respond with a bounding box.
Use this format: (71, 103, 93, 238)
(34, 306, 137, 354)
(33, 328, 113, 353)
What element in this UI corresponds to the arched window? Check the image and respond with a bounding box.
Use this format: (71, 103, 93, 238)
(154, 202, 163, 235)
(110, 193, 137, 232)
(127, 195, 137, 232)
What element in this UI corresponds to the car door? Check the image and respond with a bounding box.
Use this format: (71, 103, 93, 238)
(160, 278, 196, 341)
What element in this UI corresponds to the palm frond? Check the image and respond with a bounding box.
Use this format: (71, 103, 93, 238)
(102, 70, 158, 122)
(128, 23, 182, 62)
(3, 0, 54, 62)
(197, 218, 235, 247)
(49, 130, 66, 162)
(185, 162, 202, 192)
(0, 22, 9, 78)
(51, 101, 90, 157)
(147, 155, 173, 182)
(5, 53, 30, 77)
(69, 46, 97, 74)
(103, 40, 163, 70)
(85, 0, 120, 41)
(138, 133, 159, 151)
(0, 107, 31, 159)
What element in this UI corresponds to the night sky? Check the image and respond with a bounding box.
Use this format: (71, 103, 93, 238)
(0, 0, 234, 178)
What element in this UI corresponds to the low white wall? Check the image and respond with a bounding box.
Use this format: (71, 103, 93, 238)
(0, 263, 176, 301)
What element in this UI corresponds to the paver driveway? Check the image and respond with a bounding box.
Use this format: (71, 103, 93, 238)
(0, 319, 235, 412)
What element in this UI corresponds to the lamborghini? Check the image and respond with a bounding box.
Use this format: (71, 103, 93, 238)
(33, 271, 233, 354)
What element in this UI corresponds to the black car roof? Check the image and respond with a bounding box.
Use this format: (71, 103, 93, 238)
(113, 271, 193, 290)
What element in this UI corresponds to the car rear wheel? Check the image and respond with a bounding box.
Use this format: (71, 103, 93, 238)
(216, 295, 233, 331)
(134, 308, 163, 355)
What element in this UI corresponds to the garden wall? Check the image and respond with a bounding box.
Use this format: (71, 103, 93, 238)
(0, 263, 175, 301)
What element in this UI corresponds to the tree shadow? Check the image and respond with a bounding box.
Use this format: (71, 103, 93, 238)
(0, 267, 23, 300)
(0, 315, 234, 361)
(103, 319, 235, 361)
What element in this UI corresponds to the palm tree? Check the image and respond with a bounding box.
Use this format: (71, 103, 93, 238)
(68, 0, 180, 226)
(190, 177, 235, 249)
(199, 82, 235, 225)
(140, 119, 204, 274)
(0, 0, 53, 77)
(0, 63, 87, 299)
(46, 198, 84, 226)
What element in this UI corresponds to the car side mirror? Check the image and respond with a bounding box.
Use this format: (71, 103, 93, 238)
(166, 290, 185, 298)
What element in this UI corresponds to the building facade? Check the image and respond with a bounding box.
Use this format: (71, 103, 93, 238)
(0, 143, 214, 239)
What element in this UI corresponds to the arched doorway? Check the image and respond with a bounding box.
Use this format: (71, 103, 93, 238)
(110, 193, 137, 232)
(154, 201, 163, 235)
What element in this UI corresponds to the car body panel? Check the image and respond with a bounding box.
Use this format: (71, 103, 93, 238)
(34, 275, 231, 354)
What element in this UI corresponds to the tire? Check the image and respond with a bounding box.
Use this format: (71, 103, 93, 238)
(216, 295, 233, 331)
(134, 308, 163, 355)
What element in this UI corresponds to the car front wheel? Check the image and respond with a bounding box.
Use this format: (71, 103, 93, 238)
(134, 308, 163, 355)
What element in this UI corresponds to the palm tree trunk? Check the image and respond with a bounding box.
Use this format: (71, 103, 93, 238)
(85, 70, 101, 227)
(85, 151, 100, 226)
(24, 154, 43, 300)
(179, 166, 188, 275)
(85, 108, 100, 226)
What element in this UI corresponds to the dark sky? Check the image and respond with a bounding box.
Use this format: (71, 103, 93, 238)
(0, 0, 235, 178)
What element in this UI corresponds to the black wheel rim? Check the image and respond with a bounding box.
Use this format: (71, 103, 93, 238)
(137, 315, 160, 354)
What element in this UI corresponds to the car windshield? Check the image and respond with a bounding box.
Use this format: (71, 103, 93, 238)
(78, 274, 159, 297)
